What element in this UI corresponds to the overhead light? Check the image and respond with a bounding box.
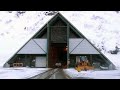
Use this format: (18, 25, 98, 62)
(64, 46, 68, 51)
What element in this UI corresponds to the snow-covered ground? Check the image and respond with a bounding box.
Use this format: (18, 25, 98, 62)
(63, 68, 120, 79)
(0, 67, 50, 79)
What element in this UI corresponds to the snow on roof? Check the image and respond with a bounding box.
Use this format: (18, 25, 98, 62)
(0, 11, 120, 67)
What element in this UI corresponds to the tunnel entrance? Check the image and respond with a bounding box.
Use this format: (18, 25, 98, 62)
(49, 43, 67, 68)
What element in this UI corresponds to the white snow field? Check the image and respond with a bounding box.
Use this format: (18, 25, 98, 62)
(0, 67, 50, 79)
(63, 68, 120, 79)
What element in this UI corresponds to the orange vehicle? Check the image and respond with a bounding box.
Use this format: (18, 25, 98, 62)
(75, 60, 94, 72)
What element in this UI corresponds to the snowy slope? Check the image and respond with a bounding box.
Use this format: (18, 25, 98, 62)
(60, 11, 120, 52)
(0, 11, 120, 67)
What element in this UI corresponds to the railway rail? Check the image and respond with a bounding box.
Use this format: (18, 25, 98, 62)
(28, 68, 71, 79)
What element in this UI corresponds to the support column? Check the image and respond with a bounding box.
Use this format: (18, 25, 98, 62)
(90, 55, 92, 66)
(25, 55, 28, 67)
(67, 23, 70, 68)
(47, 23, 50, 68)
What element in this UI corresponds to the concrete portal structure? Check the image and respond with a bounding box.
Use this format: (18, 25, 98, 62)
(4, 12, 115, 70)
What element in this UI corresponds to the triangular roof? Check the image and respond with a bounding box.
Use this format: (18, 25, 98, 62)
(4, 12, 116, 69)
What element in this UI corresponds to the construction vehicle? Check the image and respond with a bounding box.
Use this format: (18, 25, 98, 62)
(75, 60, 94, 72)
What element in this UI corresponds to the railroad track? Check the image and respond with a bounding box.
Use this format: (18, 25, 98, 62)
(44, 68, 60, 79)
(27, 68, 71, 79)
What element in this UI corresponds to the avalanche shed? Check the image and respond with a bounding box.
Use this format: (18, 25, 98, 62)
(4, 12, 115, 70)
